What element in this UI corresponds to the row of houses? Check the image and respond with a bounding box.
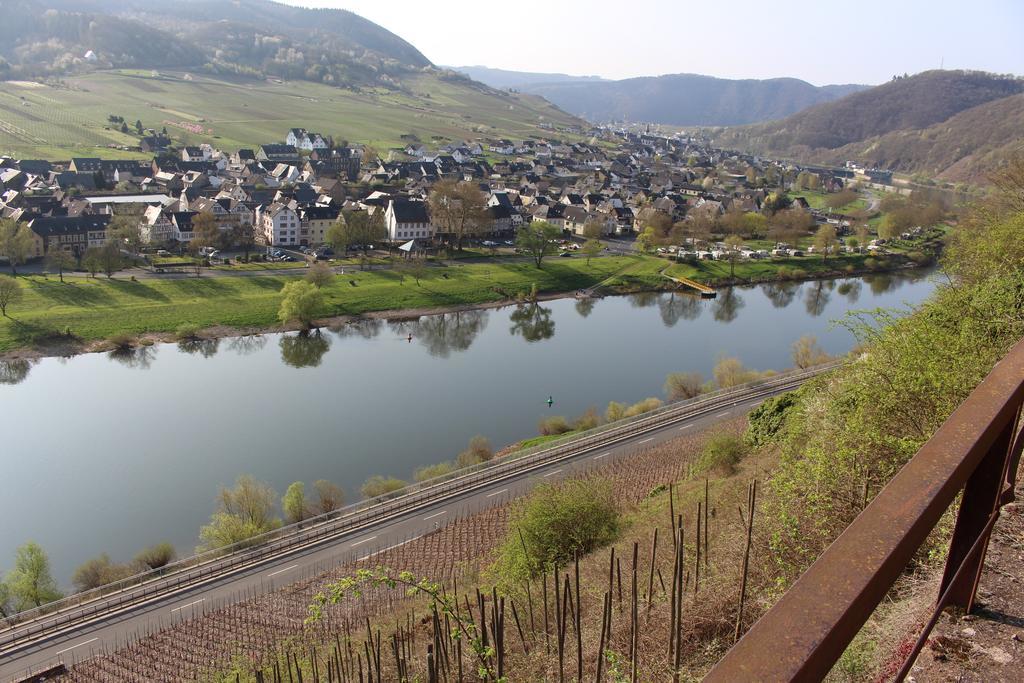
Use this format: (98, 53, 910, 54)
(1, 125, 872, 258)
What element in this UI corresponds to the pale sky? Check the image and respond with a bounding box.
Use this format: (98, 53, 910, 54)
(278, 0, 1023, 85)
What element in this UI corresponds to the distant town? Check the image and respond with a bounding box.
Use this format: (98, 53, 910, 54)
(1, 124, 920, 267)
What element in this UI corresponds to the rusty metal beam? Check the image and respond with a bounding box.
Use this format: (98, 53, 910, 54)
(704, 338, 1024, 682)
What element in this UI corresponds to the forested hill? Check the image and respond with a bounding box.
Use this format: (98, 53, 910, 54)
(0, 0, 431, 86)
(715, 70, 1024, 183)
(515, 73, 866, 126)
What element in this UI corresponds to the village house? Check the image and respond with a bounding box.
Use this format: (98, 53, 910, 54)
(255, 202, 301, 245)
(385, 199, 433, 242)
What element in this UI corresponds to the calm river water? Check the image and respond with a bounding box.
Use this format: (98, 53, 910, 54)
(0, 270, 937, 585)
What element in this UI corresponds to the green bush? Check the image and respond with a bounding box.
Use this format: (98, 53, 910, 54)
(457, 435, 494, 466)
(694, 433, 747, 476)
(538, 415, 572, 436)
(360, 476, 408, 500)
(175, 323, 201, 341)
(414, 461, 457, 482)
(623, 397, 663, 418)
(745, 390, 801, 448)
(573, 407, 601, 431)
(605, 401, 625, 422)
(494, 479, 619, 586)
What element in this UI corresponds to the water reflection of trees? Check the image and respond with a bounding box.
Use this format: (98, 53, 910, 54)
(659, 292, 702, 327)
(866, 274, 896, 295)
(628, 291, 660, 308)
(712, 287, 745, 323)
(836, 280, 862, 303)
(509, 303, 555, 342)
(804, 279, 834, 317)
(574, 297, 596, 318)
(279, 330, 331, 368)
(332, 319, 384, 340)
(108, 345, 157, 369)
(226, 335, 268, 356)
(412, 309, 489, 357)
(177, 337, 221, 358)
(0, 359, 33, 385)
(762, 281, 800, 309)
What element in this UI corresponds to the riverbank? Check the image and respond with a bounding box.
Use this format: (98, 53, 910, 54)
(0, 252, 933, 361)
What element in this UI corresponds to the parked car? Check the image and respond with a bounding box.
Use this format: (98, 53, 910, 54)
(558, 251, 572, 257)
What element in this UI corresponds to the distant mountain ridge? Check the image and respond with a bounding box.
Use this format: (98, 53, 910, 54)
(459, 69, 868, 126)
(450, 65, 607, 89)
(716, 70, 1024, 183)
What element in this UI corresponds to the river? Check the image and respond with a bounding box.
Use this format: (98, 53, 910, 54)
(0, 270, 937, 586)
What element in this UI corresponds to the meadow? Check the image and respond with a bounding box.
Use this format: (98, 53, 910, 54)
(0, 256, 639, 352)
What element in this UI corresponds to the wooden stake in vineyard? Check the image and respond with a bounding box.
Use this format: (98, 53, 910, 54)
(735, 480, 757, 643)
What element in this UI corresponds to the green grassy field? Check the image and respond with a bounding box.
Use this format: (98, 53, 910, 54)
(0, 257, 639, 352)
(789, 189, 868, 213)
(0, 71, 582, 160)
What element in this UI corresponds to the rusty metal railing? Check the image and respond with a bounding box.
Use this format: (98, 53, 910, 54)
(705, 337, 1024, 682)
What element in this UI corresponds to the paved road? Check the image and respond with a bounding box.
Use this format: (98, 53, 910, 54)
(0, 384, 800, 681)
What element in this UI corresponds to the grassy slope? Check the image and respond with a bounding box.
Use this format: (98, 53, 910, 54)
(0, 257, 638, 351)
(0, 70, 582, 160)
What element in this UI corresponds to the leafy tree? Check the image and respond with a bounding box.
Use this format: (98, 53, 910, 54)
(45, 250, 75, 282)
(304, 261, 333, 289)
(427, 180, 491, 254)
(582, 238, 602, 265)
(495, 479, 619, 586)
(199, 475, 281, 550)
(813, 224, 839, 260)
(360, 476, 408, 499)
(134, 119, 143, 134)
(312, 479, 345, 514)
(0, 579, 11, 618)
(713, 356, 764, 388)
(414, 461, 456, 482)
(108, 215, 143, 254)
(0, 218, 35, 276)
(82, 247, 102, 277)
(191, 211, 220, 250)
(723, 234, 745, 277)
(456, 435, 493, 467)
(232, 222, 256, 261)
(5, 542, 62, 610)
(0, 276, 21, 317)
(71, 554, 132, 593)
(98, 241, 124, 278)
(120, 121, 129, 134)
(515, 220, 561, 268)
(792, 335, 832, 369)
(664, 371, 704, 401)
(133, 542, 176, 570)
(282, 481, 307, 524)
(325, 218, 350, 254)
(278, 280, 323, 329)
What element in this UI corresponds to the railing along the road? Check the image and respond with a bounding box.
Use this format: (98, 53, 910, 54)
(706, 337, 1024, 682)
(0, 360, 840, 654)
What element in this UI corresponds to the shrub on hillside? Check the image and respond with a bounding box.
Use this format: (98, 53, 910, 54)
(745, 390, 802, 448)
(494, 479, 619, 586)
(623, 397, 663, 418)
(456, 435, 493, 466)
(360, 476, 408, 500)
(694, 433, 747, 476)
(538, 415, 572, 436)
(414, 461, 456, 482)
